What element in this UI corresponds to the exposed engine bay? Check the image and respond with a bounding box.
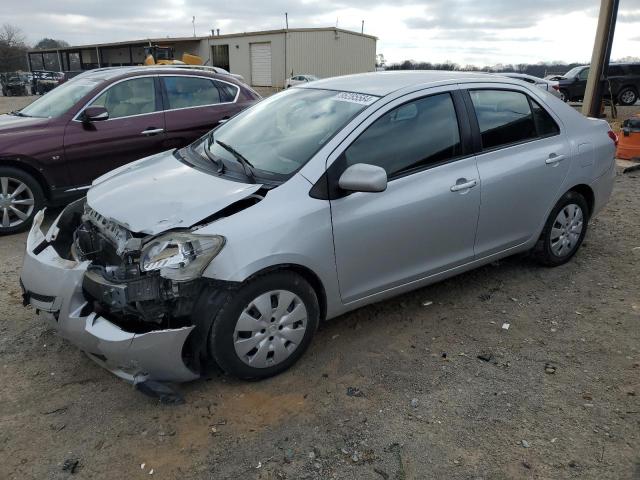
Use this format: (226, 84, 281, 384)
(47, 194, 263, 334)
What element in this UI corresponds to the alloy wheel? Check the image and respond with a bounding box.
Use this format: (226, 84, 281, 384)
(233, 290, 308, 368)
(620, 90, 637, 105)
(550, 203, 583, 257)
(0, 177, 35, 229)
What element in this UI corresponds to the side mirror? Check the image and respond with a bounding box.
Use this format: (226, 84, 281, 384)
(338, 163, 387, 193)
(623, 127, 631, 137)
(82, 106, 109, 122)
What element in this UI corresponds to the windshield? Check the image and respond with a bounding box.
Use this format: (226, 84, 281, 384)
(203, 88, 377, 177)
(19, 77, 103, 118)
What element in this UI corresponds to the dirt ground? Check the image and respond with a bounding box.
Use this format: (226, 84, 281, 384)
(0, 96, 640, 480)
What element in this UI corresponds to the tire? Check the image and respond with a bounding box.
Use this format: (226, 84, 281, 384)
(559, 89, 569, 102)
(617, 87, 638, 106)
(207, 271, 320, 380)
(0, 167, 45, 235)
(533, 191, 589, 267)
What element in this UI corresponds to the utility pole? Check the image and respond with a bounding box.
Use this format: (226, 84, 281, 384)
(192, 16, 196, 37)
(582, 0, 619, 117)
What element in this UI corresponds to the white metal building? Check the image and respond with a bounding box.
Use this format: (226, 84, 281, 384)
(28, 28, 378, 90)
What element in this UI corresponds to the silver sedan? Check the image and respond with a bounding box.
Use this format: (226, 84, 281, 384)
(20, 71, 616, 385)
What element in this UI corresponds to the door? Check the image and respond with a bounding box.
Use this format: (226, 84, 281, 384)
(465, 87, 570, 257)
(250, 43, 272, 87)
(571, 67, 590, 99)
(63, 76, 166, 186)
(329, 90, 481, 303)
(161, 75, 242, 148)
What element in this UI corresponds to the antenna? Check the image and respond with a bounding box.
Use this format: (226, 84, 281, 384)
(285, 12, 289, 29)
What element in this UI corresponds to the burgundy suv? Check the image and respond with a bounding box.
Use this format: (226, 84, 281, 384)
(0, 66, 260, 234)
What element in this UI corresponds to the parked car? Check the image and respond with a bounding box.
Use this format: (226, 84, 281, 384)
(557, 63, 640, 105)
(0, 66, 260, 234)
(498, 72, 562, 98)
(20, 71, 616, 386)
(0, 72, 32, 96)
(285, 74, 319, 88)
(31, 70, 66, 95)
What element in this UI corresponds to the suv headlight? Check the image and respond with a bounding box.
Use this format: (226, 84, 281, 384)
(140, 233, 225, 281)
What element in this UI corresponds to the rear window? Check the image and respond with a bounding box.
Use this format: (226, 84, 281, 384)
(470, 90, 559, 150)
(163, 76, 221, 109)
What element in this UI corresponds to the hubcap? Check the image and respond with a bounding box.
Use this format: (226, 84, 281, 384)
(233, 290, 308, 368)
(550, 203, 583, 257)
(0, 177, 35, 229)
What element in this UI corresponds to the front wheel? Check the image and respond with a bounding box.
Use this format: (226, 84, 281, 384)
(533, 191, 589, 267)
(207, 271, 320, 380)
(0, 167, 44, 235)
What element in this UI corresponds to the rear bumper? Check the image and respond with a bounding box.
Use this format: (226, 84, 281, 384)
(590, 160, 616, 217)
(19, 210, 198, 384)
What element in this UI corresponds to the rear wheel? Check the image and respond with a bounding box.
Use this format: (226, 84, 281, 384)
(533, 191, 589, 267)
(0, 167, 44, 235)
(617, 87, 638, 106)
(207, 271, 320, 380)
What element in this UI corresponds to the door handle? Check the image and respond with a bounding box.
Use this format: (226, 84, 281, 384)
(450, 179, 478, 192)
(141, 128, 164, 136)
(545, 153, 566, 164)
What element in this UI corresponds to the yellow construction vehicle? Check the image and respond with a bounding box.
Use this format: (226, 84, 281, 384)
(143, 45, 203, 66)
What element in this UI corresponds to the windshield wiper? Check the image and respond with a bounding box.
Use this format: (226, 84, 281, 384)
(9, 110, 28, 117)
(203, 133, 225, 174)
(215, 139, 256, 184)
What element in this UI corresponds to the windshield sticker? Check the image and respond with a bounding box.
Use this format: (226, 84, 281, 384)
(332, 92, 378, 105)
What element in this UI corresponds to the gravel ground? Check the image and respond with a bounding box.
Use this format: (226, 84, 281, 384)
(0, 93, 639, 480)
(1, 170, 639, 479)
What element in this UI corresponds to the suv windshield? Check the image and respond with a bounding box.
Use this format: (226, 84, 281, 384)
(19, 77, 103, 118)
(202, 88, 377, 177)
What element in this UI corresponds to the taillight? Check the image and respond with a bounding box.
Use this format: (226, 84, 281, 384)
(608, 130, 619, 147)
(552, 85, 559, 91)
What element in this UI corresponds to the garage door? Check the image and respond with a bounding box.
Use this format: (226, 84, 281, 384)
(250, 43, 272, 87)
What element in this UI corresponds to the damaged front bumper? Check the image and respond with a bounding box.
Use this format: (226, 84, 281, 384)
(19, 210, 199, 384)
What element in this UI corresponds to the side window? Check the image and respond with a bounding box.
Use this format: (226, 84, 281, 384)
(578, 68, 590, 80)
(608, 65, 624, 76)
(214, 81, 238, 103)
(470, 90, 536, 150)
(90, 77, 156, 119)
(344, 93, 462, 178)
(530, 99, 560, 137)
(163, 76, 220, 109)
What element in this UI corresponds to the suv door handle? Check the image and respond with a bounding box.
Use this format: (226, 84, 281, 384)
(141, 128, 164, 136)
(545, 153, 566, 164)
(450, 179, 478, 192)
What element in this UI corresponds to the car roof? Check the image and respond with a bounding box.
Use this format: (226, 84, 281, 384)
(299, 70, 520, 96)
(73, 66, 239, 83)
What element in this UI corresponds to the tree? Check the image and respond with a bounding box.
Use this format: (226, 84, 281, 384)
(376, 53, 386, 69)
(34, 38, 70, 50)
(0, 24, 28, 72)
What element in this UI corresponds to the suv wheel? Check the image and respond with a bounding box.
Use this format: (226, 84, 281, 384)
(207, 271, 320, 380)
(617, 87, 638, 106)
(533, 191, 589, 267)
(0, 167, 44, 235)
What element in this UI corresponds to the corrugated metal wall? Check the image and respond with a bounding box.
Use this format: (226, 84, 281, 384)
(286, 30, 376, 80)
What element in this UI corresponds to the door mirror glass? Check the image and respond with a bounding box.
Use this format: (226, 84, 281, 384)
(338, 163, 387, 193)
(82, 106, 109, 122)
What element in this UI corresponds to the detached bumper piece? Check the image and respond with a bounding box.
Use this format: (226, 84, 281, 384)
(19, 211, 199, 384)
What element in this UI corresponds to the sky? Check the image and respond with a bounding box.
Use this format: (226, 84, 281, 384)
(5, 0, 640, 66)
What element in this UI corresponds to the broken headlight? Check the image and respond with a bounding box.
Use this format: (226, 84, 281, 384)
(140, 233, 225, 281)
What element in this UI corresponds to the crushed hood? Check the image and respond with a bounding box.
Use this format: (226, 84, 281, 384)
(87, 150, 261, 235)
